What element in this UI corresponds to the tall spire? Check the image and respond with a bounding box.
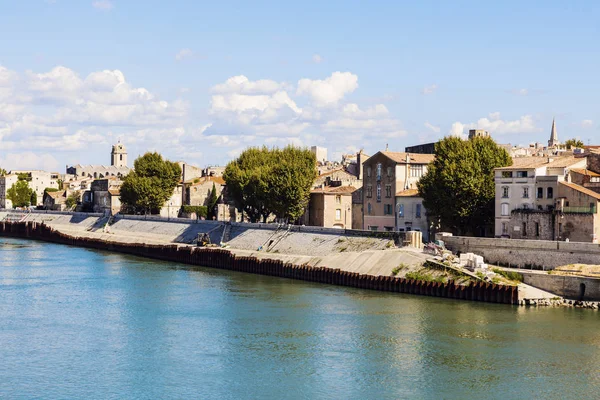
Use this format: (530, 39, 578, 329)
(548, 118, 559, 147)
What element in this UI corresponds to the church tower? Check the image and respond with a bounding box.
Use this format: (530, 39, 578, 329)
(548, 118, 559, 148)
(111, 142, 128, 167)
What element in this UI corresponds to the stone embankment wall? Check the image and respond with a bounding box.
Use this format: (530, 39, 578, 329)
(519, 272, 600, 301)
(441, 235, 600, 269)
(0, 221, 518, 305)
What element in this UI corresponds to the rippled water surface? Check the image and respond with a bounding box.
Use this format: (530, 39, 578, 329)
(1, 238, 599, 399)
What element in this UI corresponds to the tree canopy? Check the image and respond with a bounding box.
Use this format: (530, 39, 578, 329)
(120, 152, 182, 214)
(7, 176, 34, 208)
(564, 138, 584, 149)
(223, 146, 317, 222)
(417, 136, 512, 236)
(207, 182, 219, 219)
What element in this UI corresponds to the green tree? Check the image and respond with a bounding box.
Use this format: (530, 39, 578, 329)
(417, 136, 512, 236)
(0, 168, 7, 176)
(564, 138, 584, 149)
(223, 146, 317, 222)
(7, 178, 33, 208)
(66, 191, 80, 210)
(30, 191, 38, 206)
(207, 182, 219, 219)
(119, 152, 182, 214)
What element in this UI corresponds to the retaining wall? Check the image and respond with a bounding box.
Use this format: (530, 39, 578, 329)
(0, 221, 518, 305)
(441, 235, 600, 269)
(520, 272, 600, 301)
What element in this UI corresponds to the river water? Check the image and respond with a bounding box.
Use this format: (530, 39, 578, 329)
(0, 238, 598, 399)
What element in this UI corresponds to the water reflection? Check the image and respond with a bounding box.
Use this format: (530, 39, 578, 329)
(0, 238, 599, 399)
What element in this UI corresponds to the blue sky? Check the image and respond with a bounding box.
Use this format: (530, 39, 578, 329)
(1, 0, 599, 171)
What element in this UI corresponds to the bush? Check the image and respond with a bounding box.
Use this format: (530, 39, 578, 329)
(405, 271, 446, 283)
(492, 268, 523, 282)
(391, 263, 408, 276)
(181, 205, 208, 218)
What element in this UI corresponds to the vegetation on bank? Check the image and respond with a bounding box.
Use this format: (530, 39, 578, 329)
(7, 175, 34, 208)
(181, 205, 208, 218)
(120, 152, 181, 214)
(418, 136, 512, 236)
(492, 268, 524, 282)
(223, 146, 317, 223)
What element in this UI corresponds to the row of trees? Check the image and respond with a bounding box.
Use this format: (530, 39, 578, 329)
(223, 146, 317, 223)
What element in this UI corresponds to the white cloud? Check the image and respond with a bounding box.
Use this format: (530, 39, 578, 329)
(211, 75, 285, 94)
(450, 113, 540, 137)
(424, 121, 440, 133)
(0, 152, 60, 171)
(92, 0, 113, 10)
(312, 54, 323, 64)
(342, 103, 388, 119)
(175, 48, 194, 62)
(422, 84, 437, 95)
(582, 119, 593, 128)
(297, 71, 358, 106)
(512, 88, 529, 96)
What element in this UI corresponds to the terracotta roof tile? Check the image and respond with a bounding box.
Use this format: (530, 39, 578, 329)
(311, 186, 357, 195)
(570, 168, 600, 178)
(559, 181, 600, 201)
(395, 189, 420, 197)
(381, 151, 435, 164)
(496, 156, 585, 170)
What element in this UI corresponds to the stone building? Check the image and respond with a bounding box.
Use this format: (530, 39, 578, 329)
(468, 129, 490, 139)
(508, 181, 600, 243)
(43, 190, 68, 211)
(362, 151, 434, 231)
(0, 170, 60, 207)
(66, 142, 131, 179)
(494, 155, 586, 237)
(395, 189, 429, 241)
(307, 186, 355, 229)
(184, 176, 225, 207)
(311, 146, 328, 164)
(82, 177, 123, 215)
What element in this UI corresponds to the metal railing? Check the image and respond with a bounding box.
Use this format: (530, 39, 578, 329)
(562, 206, 597, 214)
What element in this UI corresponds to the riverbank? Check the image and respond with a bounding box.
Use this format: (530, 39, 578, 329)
(0, 220, 520, 305)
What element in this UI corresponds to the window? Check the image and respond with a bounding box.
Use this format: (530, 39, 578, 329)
(367, 203, 372, 215)
(416, 204, 422, 218)
(385, 184, 392, 198)
(335, 195, 341, 204)
(535, 222, 540, 237)
(547, 187, 553, 199)
(398, 204, 404, 218)
(522, 187, 529, 198)
(537, 187, 543, 199)
(522, 222, 527, 236)
(376, 183, 381, 202)
(502, 222, 508, 235)
(384, 226, 394, 232)
(367, 166, 372, 177)
(523, 204, 529, 210)
(376, 163, 382, 181)
(369, 226, 378, 232)
(502, 186, 509, 198)
(366, 185, 372, 198)
(387, 167, 393, 177)
(501, 171, 513, 178)
(547, 205, 554, 211)
(335, 209, 341, 220)
(516, 171, 528, 178)
(384, 204, 393, 215)
(410, 164, 424, 177)
(120, 154, 123, 161)
(501, 203, 509, 216)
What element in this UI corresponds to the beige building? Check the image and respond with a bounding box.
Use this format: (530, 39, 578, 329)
(307, 186, 355, 229)
(0, 170, 60, 207)
(184, 176, 225, 207)
(494, 155, 587, 237)
(67, 142, 131, 179)
(362, 151, 434, 231)
(395, 189, 429, 241)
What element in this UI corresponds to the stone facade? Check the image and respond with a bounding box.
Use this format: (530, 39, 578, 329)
(363, 151, 434, 231)
(67, 142, 131, 179)
(307, 186, 354, 229)
(184, 176, 225, 207)
(395, 189, 429, 241)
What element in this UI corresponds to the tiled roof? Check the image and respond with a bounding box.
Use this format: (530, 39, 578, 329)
(559, 181, 600, 201)
(395, 189, 420, 197)
(317, 167, 356, 178)
(380, 151, 435, 164)
(311, 186, 357, 195)
(570, 168, 600, 178)
(496, 156, 585, 170)
(46, 190, 66, 199)
(108, 189, 120, 196)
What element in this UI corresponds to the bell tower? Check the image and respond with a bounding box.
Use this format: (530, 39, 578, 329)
(111, 142, 128, 167)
